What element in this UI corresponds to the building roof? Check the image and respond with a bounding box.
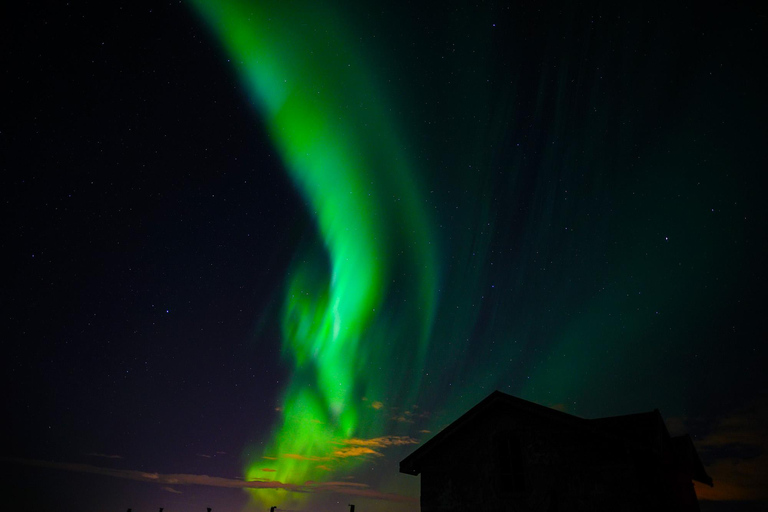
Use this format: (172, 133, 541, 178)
(400, 391, 587, 476)
(399, 390, 713, 487)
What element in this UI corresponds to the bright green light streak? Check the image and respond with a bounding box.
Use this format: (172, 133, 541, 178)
(189, 0, 437, 507)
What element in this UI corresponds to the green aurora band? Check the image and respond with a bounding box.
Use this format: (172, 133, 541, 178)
(189, 0, 437, 506)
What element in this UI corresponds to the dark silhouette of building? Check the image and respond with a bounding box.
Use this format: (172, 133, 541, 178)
(400, 391, 712, 512)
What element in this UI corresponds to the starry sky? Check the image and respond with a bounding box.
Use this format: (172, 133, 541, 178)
(4, 1, 767, 511)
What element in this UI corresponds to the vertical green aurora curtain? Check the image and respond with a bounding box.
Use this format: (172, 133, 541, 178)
(190, 0, 437, 507)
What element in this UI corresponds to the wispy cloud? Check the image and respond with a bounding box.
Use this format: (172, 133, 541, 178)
(197, 451, 227, 459)
(694, 394, 768, 502)
(327, 436, 420, 459)
(3, 458, 417, 503)
(162, 486, 182, 494)
(389, 406, 429, 424)
(270, 436, 420, 464)
(332, 447, 382, 458)
(340, 436, 419, 449)
(313, 482, 416, 503)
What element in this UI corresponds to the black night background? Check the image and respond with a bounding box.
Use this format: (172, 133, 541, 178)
(3, 1, 767, 511)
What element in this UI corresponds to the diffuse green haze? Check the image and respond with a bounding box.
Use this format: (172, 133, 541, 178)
(189, 0, 436, 507)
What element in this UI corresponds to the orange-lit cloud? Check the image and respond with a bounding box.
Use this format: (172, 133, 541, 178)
(340, 436, 419, 448)
(232, 435, 423, 473)
(694, 395, 768, 502)
(327, 436, 420, 459)
(275, 436, 421, 463)
(332, 447, 382, 458)
(371, 401, 384, 410)
(261, 468, 276, 472)
(162, 486, 182, 494)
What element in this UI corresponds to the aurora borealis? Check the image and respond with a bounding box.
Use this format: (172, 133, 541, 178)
(4, 1, 768, 511)
(188, 0, 438, 503)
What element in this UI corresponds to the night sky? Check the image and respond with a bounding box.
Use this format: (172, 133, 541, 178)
(4, 1, 767, 511)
